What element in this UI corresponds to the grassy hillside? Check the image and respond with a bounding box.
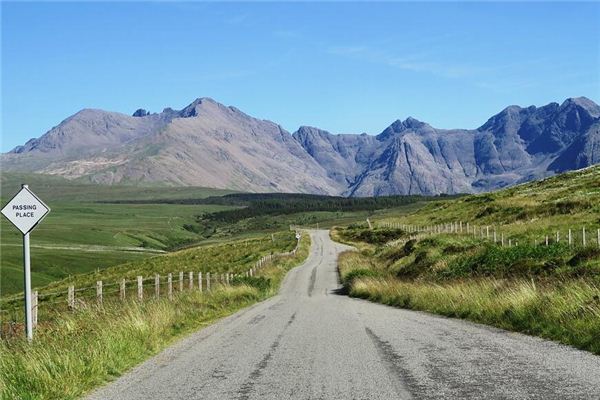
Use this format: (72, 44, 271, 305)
(0, 202, 236, 295)
(1, 173, 240, 296)
(377, 165, 600, 241)
(334, 165, 600, 354)
(1, 231, 298, 325)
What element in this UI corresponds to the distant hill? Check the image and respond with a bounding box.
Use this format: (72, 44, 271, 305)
(3, 97, 599, 196)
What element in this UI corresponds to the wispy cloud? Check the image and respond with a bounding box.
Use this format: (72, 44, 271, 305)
(327, 45, 480, 79)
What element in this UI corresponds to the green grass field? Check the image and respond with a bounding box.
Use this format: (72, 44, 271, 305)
(334, 165, 600, 354)
(0, 202, 237, 296)
(1, 173, 241, 296)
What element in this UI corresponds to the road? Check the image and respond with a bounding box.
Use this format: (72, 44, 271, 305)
(87, 230, 600, 400)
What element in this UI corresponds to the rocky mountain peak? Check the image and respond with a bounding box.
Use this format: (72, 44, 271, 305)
(179, 97, 218, 118)
(378, 117, 433, 141)
(560, 96, 600, 118)
(132, 108, 150, 117)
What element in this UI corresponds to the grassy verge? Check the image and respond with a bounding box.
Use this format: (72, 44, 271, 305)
(0, 234, 310, 399)
(334, 166, 600, 354)
(335, 230, 600, 355)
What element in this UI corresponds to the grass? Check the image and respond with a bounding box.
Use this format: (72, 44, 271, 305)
(334, 166, 600, 355)
(0, 232, 299, 319)
(338, 250, 600, 355)
(1, 171, 430, 296)
(0, 233, 310, 400)
(0, 202, 236, 295)
(376, 165, 600, 242)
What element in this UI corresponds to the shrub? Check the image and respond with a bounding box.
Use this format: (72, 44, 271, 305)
(342, 268, 379, 287)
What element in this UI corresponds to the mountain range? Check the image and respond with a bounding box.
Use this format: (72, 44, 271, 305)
(2, 96, 599, 196)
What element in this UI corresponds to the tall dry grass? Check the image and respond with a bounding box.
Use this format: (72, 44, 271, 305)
(349, 276, 600, 354)
(0, 235, 310, 400)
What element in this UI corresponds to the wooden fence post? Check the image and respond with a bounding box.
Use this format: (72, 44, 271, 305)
(155, 274, 160, 299)
(96, 281, 103, 305)
(120, 279, 126, 301)
(226, 273, 230, 285)
(179, 272, 184, 292)
(68, 286, 75, 310)
(32, 290, 38, 329)
(168, 273, 173, 300)
(597, 228, 600, 247)
(493, 230, 497, 243)
(569, 229, 572, 246)
(137, 276, 143, 301)
(508, 239, 512, 247)
(545, 236, 549, 246)
(198, 272, 203, 292)
(486, 226, 490, 239)
(206, 272, 211, 291)
(583, 227, 586, 246)
(189, 272, 194, 290)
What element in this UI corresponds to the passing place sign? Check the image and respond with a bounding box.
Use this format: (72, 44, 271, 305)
(1, 186, 50, 235)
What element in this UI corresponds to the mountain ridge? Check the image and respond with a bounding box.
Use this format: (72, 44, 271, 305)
(2, 96, 599, 196)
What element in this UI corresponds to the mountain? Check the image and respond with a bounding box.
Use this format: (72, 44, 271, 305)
(2, 98, 342, 194)
(2, 97, 599, 196)
(293, 97, 600, 196)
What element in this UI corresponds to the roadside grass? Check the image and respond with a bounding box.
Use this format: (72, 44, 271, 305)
(1, 232, 298, 319)
(334, 166, 600, 355)
(338, 250, 600, 355)
(0, 234, 310, 400)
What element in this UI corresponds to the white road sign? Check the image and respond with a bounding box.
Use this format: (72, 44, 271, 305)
(1, 186, 50, 234)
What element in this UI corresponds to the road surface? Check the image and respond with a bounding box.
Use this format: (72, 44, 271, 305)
(88, 230, 600, 400)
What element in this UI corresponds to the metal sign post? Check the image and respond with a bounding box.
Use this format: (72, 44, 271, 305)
(1, 184, 50, 341)
(23, 232, 32, 340)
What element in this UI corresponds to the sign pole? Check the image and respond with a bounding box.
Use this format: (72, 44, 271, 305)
(23, 231, 33, 341)
(1, 183, 51, 341)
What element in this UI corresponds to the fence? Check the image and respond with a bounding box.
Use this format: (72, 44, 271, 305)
(378, 221, 600, 248)
(0, 234, 302, 340)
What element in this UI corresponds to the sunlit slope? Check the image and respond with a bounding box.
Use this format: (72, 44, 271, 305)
(379, 165, 600, 240)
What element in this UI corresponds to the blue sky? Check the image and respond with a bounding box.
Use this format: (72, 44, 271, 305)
(2, 1, 599, 152)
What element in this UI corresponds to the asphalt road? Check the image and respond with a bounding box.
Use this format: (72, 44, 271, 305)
(87, 230, 600, 400)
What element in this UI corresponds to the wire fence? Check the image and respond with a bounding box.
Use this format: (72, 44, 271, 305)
(377, 221, 600, 249)
(0, 235, 302, 340)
